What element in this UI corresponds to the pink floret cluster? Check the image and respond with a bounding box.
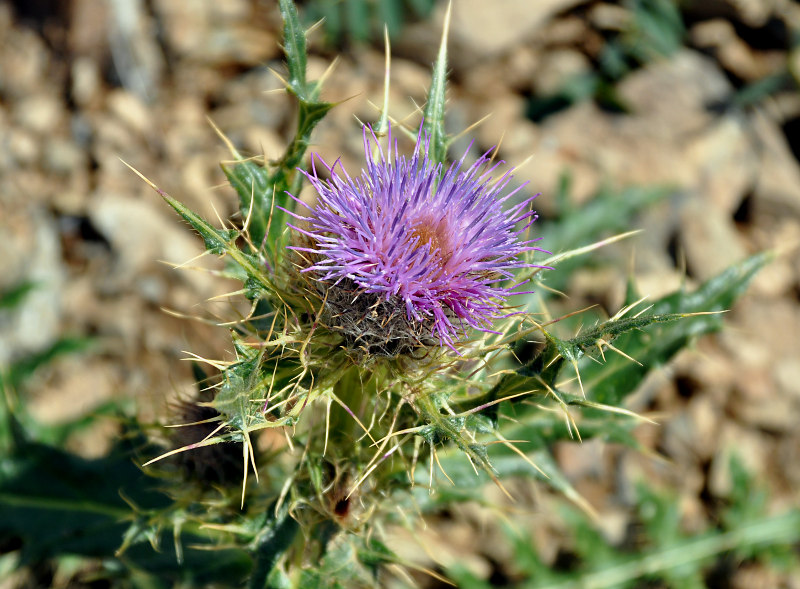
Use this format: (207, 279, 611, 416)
(286, 124, 546, 349)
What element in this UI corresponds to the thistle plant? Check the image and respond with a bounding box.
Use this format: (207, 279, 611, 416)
(0, 1, 790, 587)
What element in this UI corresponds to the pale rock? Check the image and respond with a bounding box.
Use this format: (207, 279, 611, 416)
(732, 383, 798, 432)
(179, 155, 230, 222)
(0, 209, 64, 366)
(384, 522, 491, 580)
(750, 256, 795, 298)
(661, 413, 702, 465)
(68, 0, 111, 56)
(436, 0, 587, 65)
(588, 3, 631, 31)
(14, 93, 64, 134)
(617, 51, 731, 137)
(90, 192, 207, 290)
(776, 360, 800, 401)
(751, 108, 800, 218)
(680, 493, 710, 535)
(721, 0, 784, 27)
(242, 127, 285, 162)
(505, 45, 542, 91)
(762, 90, 800, 125)
(707, 423, 769, 497)
(44, 137, 85, 175)
(596, 507, 629, 545)
(107, 0, 165, 101)
(71, 57, 103, 107)
(65, 417, 118, 459)
(0, 24, 49, 98)
(680, 197, 747, 280)
(538, 15, 592, 46)
(531, 49, 593, 96)
(722, 297, 800, 378)
(776, 434, 800, 489)
(471, 92, 527, 147)
(683, 115, 756, 215)
(459, 61, 514, 102)
(554, 438, 606, 480)
(631, 269, 686, 303)
(155, 0, 277, 65)
(386, 57, 432, 98)
(107, 89, 152, 137)
(690, 19, 786, 82)
(28, 359, 117, 425)
(686, 395, 722, 461)
(497, 118, 540, 163)
(732, 564, 794, 589)
(8, 128, 40, 166)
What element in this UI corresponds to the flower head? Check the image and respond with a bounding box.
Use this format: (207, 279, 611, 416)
(287, 124, 544, 353)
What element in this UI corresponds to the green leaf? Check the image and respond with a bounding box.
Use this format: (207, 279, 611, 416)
(500, 251, 771, 409)
(422, 3, 450, 166)
(279, 0, 309, 100)
(162, 192, 238, 255)
(221, 158, 277, 252)
(345, 0, 370, 42)
(581, 251, 773, 406)
(455, 465, 800, 589)
(248, 503, 300, 589)
(0, 411, 252, 583)
(160, 193, 272, 297)
(0, 281, 36, 310)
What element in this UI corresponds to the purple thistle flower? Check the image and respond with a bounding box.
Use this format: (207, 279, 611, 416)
(286, 124, 545, 352)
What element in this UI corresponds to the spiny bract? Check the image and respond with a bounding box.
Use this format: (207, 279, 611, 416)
(286, 124, 545, 350)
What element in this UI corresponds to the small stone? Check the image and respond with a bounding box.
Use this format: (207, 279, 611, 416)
(776, 360, 800, 401)
(531, 49, 592, 96)
(684, 115, 756, 215)
(691, 19, 786, 82)
(0, 209, 65, 365)
(433, 0, 587, 66)
(14, 93, 63, 134)
(751, 109, 800, 219)
(8, 128, 40, 165)
(44, 137, 85, 175)
(107, 89, 152, 137)
(29, 359, 117, 425)
(70, 57, 103, 107)
(588, 3, 631, 31)
(708, 423, 769, 498)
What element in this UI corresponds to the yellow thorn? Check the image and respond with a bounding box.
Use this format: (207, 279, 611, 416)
(207, 116, 241, 159)
(432, 447, 454, 486)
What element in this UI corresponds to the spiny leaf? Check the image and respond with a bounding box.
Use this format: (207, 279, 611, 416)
(248, 502, 300, 589)
(581, 250, 773, 405)
(422, 1, 450, 166)
(279, 0, 309, 99)
(493, 251, 772, 410)
(225, 0, 333, 262)
(159, 192, 272, 297)
(221, 158, 276, 252)
(160, 191, 237, 255)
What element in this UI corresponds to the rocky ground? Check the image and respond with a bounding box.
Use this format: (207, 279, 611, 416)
(1, 0, 799, 587)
